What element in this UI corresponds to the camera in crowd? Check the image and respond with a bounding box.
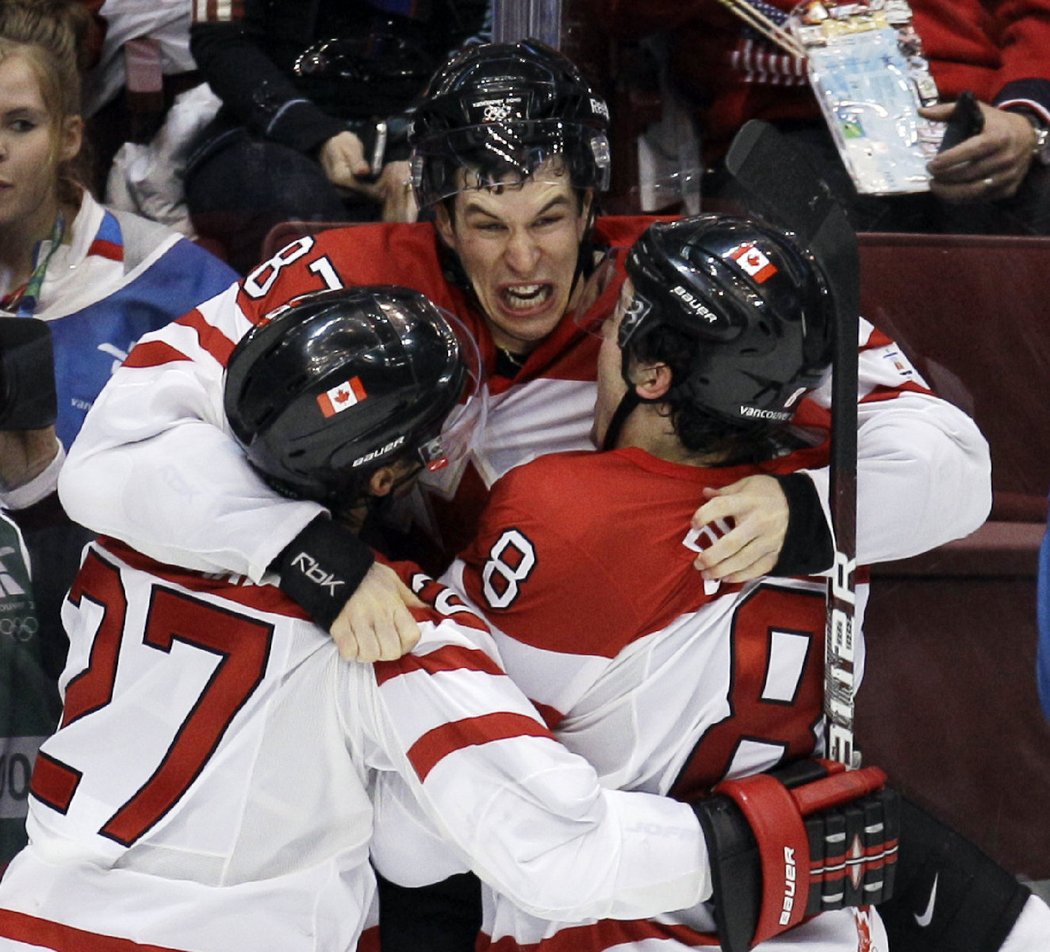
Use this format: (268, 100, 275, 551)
(0, 319, 57, 430)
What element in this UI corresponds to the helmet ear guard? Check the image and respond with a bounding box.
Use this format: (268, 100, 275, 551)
(224, 286, 485, 508)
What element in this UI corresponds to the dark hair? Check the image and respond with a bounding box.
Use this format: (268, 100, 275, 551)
(629, 322, 784, 465)
(438, 163, 590, 226)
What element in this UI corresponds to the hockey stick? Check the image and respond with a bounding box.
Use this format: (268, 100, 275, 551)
(723, 121, 862, 768)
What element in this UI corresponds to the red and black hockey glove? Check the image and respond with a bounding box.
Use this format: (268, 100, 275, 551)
(692, 758, 900, 952)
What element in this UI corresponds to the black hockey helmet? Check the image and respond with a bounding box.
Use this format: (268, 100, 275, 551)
(408, 38, 611, 207)
(224, 286, 485, 505)
(621, 215, 835, 426)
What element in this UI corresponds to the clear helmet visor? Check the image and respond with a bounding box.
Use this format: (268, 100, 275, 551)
(414, 305, 487, 473)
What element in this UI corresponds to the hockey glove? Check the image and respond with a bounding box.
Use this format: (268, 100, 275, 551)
(692, 758, 900, 952)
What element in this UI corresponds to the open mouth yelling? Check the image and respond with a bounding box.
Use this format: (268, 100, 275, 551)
(501, 283, 554, 313)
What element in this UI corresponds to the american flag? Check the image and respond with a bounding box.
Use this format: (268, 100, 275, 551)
(729, 0, 809, 86)
(747, 0, 789, 26)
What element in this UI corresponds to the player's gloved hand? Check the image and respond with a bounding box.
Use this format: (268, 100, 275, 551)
(692, 759, 900, 952)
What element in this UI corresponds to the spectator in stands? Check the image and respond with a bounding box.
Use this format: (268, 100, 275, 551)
(604, 0, 1050, 234)
(183, 0, 491, 273)
(0, 0, 236, 865)
(78, 0, 204, 200)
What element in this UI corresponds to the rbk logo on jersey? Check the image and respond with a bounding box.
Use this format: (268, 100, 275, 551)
(317, 377, 368, 417)
(728, 242, 778, 283)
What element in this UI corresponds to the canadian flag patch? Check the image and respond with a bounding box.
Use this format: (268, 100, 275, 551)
(728, 242, 778, 283)
(317, 377, 368, 417)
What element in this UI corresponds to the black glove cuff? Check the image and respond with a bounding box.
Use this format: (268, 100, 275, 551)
(771, 473, 834, 576)
(692, 796, 760, 952)
(272, 515, 374, 630)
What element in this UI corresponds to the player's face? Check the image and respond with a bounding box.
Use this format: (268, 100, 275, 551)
(0, 53, 80, 238)
(436, 172, 592, 354)
(591, 280, 632, 449)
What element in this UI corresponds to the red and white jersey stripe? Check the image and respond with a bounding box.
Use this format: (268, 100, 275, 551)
(60, 218, 988, 586)
(0, 541, 714, 950)
(450, 445, 886, 950)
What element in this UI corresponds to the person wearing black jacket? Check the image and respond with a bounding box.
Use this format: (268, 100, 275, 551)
(184, 0, 490, 273)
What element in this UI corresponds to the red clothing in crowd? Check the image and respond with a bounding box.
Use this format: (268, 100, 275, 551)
(606, 0, 1050, 161)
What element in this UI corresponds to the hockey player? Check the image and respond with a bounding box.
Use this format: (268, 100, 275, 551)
(0, 285, 899, 951)
(442, 216, 1050, 951)
(58, 41, 990, 666)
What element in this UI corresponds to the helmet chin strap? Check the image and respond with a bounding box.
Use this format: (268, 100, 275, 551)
(601, 388, 641, 451)
(602, 349, 663, 452)
(570, 199, 600, 296)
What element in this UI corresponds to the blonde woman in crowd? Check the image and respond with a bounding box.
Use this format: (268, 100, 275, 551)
(0, 0, 235, 867)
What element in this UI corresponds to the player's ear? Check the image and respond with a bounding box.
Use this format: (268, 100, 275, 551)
(367, 465, 399, 498)
(434, 202, 455, 248)
(631, 361, 672, 401)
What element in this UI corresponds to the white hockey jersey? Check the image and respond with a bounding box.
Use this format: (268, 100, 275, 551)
(0, 538, 714, 951)
(449, 444, 885, 950)
(58, 218, 991, 582)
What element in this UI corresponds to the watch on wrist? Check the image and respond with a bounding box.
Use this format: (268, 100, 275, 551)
(1021, 111, 1050, 166)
